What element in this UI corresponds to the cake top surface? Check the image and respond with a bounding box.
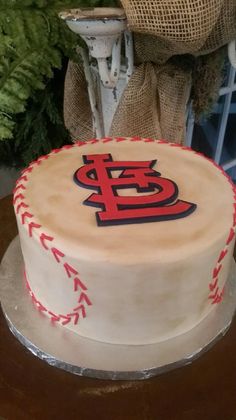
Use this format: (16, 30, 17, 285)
(16, 137, 235, 264)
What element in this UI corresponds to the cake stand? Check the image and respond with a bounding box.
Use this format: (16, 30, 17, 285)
(0, 236, 236, 381)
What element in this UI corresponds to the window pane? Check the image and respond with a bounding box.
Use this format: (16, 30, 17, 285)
(220, 114, 236, 164)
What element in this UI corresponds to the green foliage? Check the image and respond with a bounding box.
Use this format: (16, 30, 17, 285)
(0, 0, 119, 166)
(0, 1, 81, 143)
(0, 64, 71, 167)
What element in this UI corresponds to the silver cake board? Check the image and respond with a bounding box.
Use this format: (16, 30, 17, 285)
(0, 236, 236, 381)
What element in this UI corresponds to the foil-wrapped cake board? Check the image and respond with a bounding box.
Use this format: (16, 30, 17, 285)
(0, 236, 236, 380)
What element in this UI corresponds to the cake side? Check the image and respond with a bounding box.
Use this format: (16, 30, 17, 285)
(13, 137, 236, 345)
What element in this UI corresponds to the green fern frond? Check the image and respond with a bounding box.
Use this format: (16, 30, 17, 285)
(0, 1, 80, 142)
(0, 113, 14, 140)
(0, 45, 61, 130)
(0, 10, 48, 50)
(0, 0, 119, 141)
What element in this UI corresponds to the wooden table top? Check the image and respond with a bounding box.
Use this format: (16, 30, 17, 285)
(1, 195, 236, 420)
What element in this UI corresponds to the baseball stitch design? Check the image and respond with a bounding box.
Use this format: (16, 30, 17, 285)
(14, 143, 92, 326)
(166, 140, 236, 303)
(167, 141, 236, 304)
(195, 150, 235, 304)
(14, 137, 236, 319)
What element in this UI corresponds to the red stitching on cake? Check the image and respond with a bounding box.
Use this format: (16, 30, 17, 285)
(209, 287, 219, 300)
(36, 302, 47, 312)
(37, 156, 49, 163)
(144, 138, 155, 142)
(217, 249, 228, 263)
(213, 264, 222, 279)
(211, 287, 225, 305)
(75, 140, 86, 147)
(78, 291, 92, 306)
(191, 152, 236, 304)
(51, 148, 61, 154)
(102, 138, 113, 143)
(226, 228, 235, 245)
(208, 230, 233, 303)
(16, 175, 28, 185)
(21, 166, 33, 175)
(24, 270, 90, 325)
(131, 136, 142, 141)
(32, 297, 46, 313)
(51, 317, 61, 322)
(66, 312, 80, 325)
(23, 271, 46, 313)
(40, 233, 54, 250)
(13, 193, 25, 205)
(157, 139, 168, 144)
(89, 139, 99, 144)
(31, 159, 41, 166)
(24, 247, 92, 324)
(74, 277, 87, 292)
(72, 304, 86, 318)
(115, 137, 127, 142)
(62, 144, 73, 150)
(208, 223, 235, 302)
(21, 211, 33, 225)
(13, 184, 26, 194)
(51, 247, 65, 263)
(223, 168, 233, 181)
(25, 280, 30, 291)
(31, 292, 37, 303)
(28, 222, 41, 237)
(103, 137, 113, 141)
(16, 202, 29, 214)
(49, 311, 61, 322)
(18, 183, 92, 328)
(60, 315, 71, 325)
(48, 311, 57, 317)
(209, 277, 218, 292)
(64, 263, 78, 278)
(212, 294, 221, 304)
(234, 212, 236, 227)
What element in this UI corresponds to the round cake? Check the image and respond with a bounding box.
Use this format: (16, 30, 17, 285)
(13, 137, 236, 345)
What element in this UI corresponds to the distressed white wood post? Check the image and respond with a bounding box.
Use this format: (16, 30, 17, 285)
(60, 8, 134, 138)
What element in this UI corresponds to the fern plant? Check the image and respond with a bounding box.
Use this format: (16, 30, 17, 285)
(0, 0, 118, 166)
(0, 1, 77, 140)
(0, 63, 71, 167)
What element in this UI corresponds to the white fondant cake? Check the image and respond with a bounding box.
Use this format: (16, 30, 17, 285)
(13, 137, 236, 345)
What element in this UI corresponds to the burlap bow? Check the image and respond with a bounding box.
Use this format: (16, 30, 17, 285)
(64, 0, 236, 143)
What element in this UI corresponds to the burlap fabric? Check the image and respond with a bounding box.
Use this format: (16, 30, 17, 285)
(122, 0, 230, 54)
(132, 0, 236, 63)
(64, 0, 236, 143)
(64, 60, 93, 141)
(110, 62, 191, 142)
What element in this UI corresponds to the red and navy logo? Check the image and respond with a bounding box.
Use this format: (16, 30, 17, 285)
(74, 154, 197, 226)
